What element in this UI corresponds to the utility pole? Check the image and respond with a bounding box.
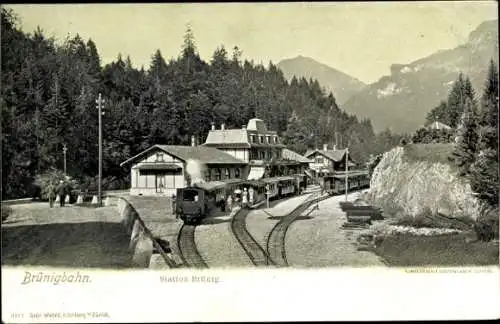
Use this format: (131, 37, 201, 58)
(63, 144, 67, 176)
(345, 147, 349, 201)
(96, 93, 105, 207)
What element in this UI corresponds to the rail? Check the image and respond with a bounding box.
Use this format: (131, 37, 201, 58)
(231, 208, 275, 267)
(176, 224, 208, 268)
(265, 191, 330, 266)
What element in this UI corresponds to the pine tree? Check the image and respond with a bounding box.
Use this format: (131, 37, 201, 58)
(470, 59, 499, 207)
(452, 97, 479, 176)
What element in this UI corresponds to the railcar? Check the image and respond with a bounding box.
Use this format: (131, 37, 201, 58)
(322, 170, 370, 195)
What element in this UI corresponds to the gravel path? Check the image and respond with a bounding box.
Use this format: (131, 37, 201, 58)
(285, 191, 385, 267)
(2, 203, 133, 268)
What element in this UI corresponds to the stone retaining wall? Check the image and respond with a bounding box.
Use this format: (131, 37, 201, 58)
(111, 196, 177, 269)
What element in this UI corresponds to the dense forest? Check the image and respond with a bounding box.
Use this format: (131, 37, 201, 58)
(1, 8, 403, 199)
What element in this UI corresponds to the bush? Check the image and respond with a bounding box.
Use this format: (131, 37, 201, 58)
(2, 204, 13, 222)
(474, 206, 499, 242)
(33, 169, 80, 202)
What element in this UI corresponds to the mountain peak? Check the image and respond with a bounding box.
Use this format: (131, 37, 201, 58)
(342, 19, 498, 134)
(277, 56, 366, 105)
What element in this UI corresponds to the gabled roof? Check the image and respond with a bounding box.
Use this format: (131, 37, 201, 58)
(120, 145, 247, 167)
(426, 121, 452, 130)
(305, 149, 350, 162)
(282, 148, 313, 164)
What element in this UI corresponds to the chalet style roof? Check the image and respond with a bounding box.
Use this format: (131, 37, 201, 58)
(282, 148, 313, 164)
(426, 121, 452, 130)
(120, 145, 247, 167)
(304, 149, 350, 162)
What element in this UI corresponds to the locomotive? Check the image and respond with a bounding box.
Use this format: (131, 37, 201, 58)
(176, 174, 306, 224)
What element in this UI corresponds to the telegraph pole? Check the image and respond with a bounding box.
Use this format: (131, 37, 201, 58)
(63, 144, 67, 176)
(345, 147, 349, 201)
(96, 93, 105, 207)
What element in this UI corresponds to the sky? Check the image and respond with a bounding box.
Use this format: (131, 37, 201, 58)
(6, 2, 498, 84)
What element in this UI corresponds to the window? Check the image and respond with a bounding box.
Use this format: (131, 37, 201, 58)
(183, 189, 200, 201)
(235, 168, 241, 178)
(156, 153, 164, 161)
(204, 170, 211, 181)
(224, 168, 230, 179)
(266, 135, 270, 143)
(260, 151, 265, 160)
(274, 136, 278, 143)
(259, 136, 264, 144)
(316, 157, 324, 164)
(214, 168, 221, 181)
(251, 135, 256, 143)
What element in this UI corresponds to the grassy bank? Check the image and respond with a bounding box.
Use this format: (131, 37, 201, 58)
(371, 232, 499, 266)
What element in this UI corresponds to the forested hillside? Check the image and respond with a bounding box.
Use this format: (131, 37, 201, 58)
(1, 8, 401, 199)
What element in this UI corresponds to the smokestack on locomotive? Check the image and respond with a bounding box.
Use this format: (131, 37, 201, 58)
(186, 159, 206, 187)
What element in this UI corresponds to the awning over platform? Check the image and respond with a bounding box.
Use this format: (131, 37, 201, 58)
(247, 166, 265, 180)
(136, 163, 181, 171)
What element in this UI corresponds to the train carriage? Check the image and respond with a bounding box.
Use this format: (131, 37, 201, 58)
(321, 170, 369, 195)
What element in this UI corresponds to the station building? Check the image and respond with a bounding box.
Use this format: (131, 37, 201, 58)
(120, 143, 247, 196)
(203, 118, 308, 180)
(304, 144, 356, 178)
(120, 118, 312, 196)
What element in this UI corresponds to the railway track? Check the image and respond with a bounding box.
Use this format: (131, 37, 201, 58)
(266, 192, 331, 267)
(231, 208, 275, 267)
(176, 224, 208, 268)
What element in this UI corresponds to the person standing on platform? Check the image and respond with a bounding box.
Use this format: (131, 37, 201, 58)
(226, 195, 233, 212)
(248, 187, 254, 206)
(172, 194, 178, 220)
(242, 188, 248, 209)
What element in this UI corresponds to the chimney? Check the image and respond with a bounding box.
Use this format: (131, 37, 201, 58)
(191, 135, 196, 147)
(333, 144, 337, 151)
(221, 123, 225, 131)
(211, 122, 215, 131)
(323, 143, 328, 151)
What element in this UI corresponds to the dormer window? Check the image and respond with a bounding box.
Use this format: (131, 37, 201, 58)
(156, 153, 164, 162)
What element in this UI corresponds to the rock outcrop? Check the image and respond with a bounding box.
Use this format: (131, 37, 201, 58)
(366, 146, 482, 220)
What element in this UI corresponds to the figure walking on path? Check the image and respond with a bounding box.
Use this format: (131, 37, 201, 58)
(57, 180, 66, 207)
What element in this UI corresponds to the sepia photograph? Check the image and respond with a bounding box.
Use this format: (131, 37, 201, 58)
(1, 2, 499, 322)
